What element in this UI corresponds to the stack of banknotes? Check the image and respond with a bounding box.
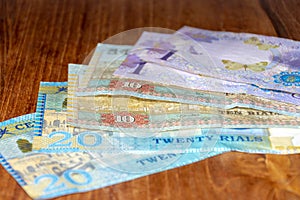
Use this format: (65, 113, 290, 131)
(2, 26, 300, 199)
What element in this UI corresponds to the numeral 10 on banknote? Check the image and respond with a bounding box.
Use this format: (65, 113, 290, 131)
(122, 81, 142, 89)
(109, 80, 155, 93)
(101, 113, 149, 127)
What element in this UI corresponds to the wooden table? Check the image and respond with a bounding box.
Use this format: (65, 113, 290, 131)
(1, 0, 300, 199)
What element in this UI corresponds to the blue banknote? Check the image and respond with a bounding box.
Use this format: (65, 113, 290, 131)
(33, 125, 300, 154)
(1, 114, 228, 199)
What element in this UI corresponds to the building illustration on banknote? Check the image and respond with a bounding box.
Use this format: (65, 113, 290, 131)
(8, 152, 95, 183)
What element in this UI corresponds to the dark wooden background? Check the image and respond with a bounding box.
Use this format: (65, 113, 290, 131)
(1, 0, 300, 199)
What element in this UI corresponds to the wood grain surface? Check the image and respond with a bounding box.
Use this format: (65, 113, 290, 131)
(1, 0, 300, 199)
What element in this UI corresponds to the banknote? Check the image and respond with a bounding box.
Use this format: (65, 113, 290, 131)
(67, 96, 300, 132)
(79, 44, 132, 89)
(68, 93, 300, 130)
(1, 114, 230, 199)
(131, 27, 300, 94)
(119, 32, 300, 106)
(72, 47, 300, 117)
(34, 82, 221, 153)
(34, 118, 300, 155)
(66, 64, 300, 131)
(113, 52, 300, 106)
(89, 43, 131, 66)
(34, 82, 69, 136)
